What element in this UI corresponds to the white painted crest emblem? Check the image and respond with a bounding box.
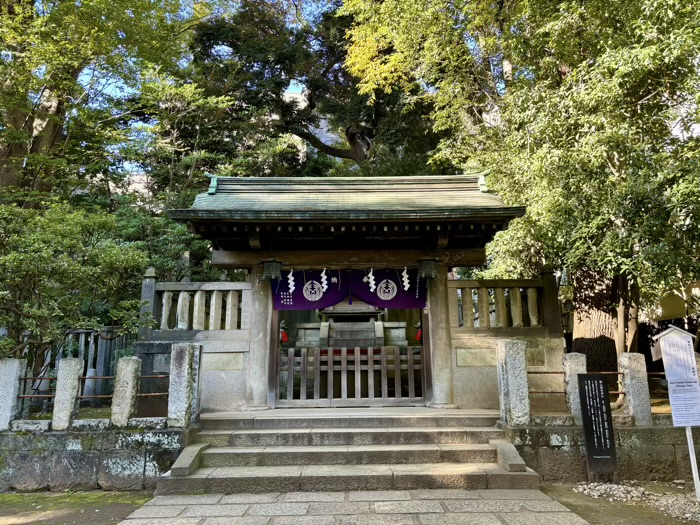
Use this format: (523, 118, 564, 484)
(376, 279, 398, 301)
(303, 280, 324, 302)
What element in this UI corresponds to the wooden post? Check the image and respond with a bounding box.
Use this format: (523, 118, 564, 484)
(244, 265, 272, 410)
(138, 268, 157, 340)
(427, 263, 456, 408)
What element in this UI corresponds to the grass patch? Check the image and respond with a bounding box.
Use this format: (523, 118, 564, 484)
(0, 491, 153, 510)
(75, 406, 112, 419)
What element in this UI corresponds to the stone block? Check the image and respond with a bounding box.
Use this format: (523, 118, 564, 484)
(144, 448, 181, 489)
(168, 343, 199, 428)
(10, 420, 50, 433)
(630, 445, 677, 481)
(0, 358, 26, 430)
(419, 515, 501, 525)
(562, 353, 586, 424)
(618, 353, 652, 426)
(525, 345, 546, 367)
(496, 340, 530, 425)
(374, 500, 443, 514)
(536, 447, 586, 482)
(70, 419, 110, 431)
(675, 444, 699, 481)
(456, 348, 496, 367)
(202, 353, 245, 371)
(308, 502, 371, 515)
(98, 449, 146, 490)
(52, 358, 83, 431)
(48, 451, 99, 491)
(490, 440, 526, 472)
(112, 357, 142, 428)
(7, 451, 51, 491)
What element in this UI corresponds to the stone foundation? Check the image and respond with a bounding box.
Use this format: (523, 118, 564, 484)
(504, 415, 700, 482)
(452, 333, 566, 411)
(0, 424, 187, 492)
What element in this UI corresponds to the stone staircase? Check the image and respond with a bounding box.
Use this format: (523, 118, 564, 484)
(157, 409, 539, 495)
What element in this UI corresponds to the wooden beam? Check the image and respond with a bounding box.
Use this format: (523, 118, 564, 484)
(212, 249, 486, 269)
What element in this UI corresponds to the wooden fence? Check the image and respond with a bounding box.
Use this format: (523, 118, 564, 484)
(277, 346, 425, 408)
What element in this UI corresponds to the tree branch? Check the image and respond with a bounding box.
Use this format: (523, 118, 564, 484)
(293, 128, 360, 161)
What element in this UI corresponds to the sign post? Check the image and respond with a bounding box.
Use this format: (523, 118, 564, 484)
(578, 374, 617, 482)
(654, 326, 700, 501)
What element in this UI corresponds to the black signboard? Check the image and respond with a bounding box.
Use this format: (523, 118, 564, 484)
(578, 374, 617, 482)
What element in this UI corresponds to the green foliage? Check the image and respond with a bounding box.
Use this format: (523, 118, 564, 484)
(344, 0, 700, 311)
(0, 203, 148, 360)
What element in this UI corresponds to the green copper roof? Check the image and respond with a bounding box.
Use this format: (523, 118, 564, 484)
(169, 174, 525, 222)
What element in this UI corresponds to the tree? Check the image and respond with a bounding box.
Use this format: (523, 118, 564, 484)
(0, 0, 188, 193)
(0, 202, 147, 365)
(343, 0, 700, 359)
(187, 0, 448, 170)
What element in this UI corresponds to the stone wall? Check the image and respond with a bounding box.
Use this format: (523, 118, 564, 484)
(452, 333, 566, 410)
(0, 424, 186, 492)
(504, 415, 700, 482)
(135, 341, 247, 412)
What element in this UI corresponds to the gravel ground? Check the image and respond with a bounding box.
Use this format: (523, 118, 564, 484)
(574, 481, 700, 523)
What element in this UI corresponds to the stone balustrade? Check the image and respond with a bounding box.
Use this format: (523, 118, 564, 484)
(448, 273, 561, 336)
(139, 268, 253, 341)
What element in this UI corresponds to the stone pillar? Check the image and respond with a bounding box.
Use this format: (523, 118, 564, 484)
(427, 264, 456, 408)
(619, 352, 653, 426)
(168, 343, 201, 427)
(111, 357, 142, 427)
(52, 358, 83, 431)
(138, 268, 157, 339)
(496, 340, 530, 425)
(244, 265, 273, 410)
(0, 358, 27, 430)
(563, 353, 587, 425)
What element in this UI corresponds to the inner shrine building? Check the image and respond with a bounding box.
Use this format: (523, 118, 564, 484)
(162, 174, 564, 411)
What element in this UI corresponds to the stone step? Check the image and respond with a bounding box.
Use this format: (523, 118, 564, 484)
(200, 443, 497, 467)
(200, 414, 499, 430)
(195, 427, 505, 447)
(157, 463, 540, 495)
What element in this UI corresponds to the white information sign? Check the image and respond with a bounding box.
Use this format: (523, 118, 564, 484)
(656, 326, 700, 501)
(659, 329, 700, 428)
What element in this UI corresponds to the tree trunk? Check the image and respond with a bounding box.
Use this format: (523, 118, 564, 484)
(571, 272, 617, 373)
(616, 273, 628, 357)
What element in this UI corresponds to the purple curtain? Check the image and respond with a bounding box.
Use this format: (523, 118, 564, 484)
(349, 269, 427, 309)
(271, 268, 427, 311)
(272, 269, 349, 310)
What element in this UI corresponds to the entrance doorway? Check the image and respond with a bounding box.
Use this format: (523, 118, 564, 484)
(270, 268, 430, 408)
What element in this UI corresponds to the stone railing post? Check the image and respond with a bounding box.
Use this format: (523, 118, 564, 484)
(0, 358, 27, 430)
(138, 267, 157, 340)
(618, 352, 653, 426)
(496, 340, 530, 425)
(168, 343, 201, 427)
(563, 353, 587, 424)
(52, 358, 83, 431)
(111, 357, 142, 427)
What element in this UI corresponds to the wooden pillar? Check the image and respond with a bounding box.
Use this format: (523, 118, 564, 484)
(244, 265, 273, 410)
(427, 264, 457, 408)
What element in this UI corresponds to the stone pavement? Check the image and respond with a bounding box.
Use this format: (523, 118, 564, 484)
(118, 489, 591, 525)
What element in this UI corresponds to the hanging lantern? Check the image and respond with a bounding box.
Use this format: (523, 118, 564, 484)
(418, 260, 438, 279)
(262, 261, 282, 280)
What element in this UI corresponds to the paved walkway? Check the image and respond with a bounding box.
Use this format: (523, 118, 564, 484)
(118, 489, 590, 525)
